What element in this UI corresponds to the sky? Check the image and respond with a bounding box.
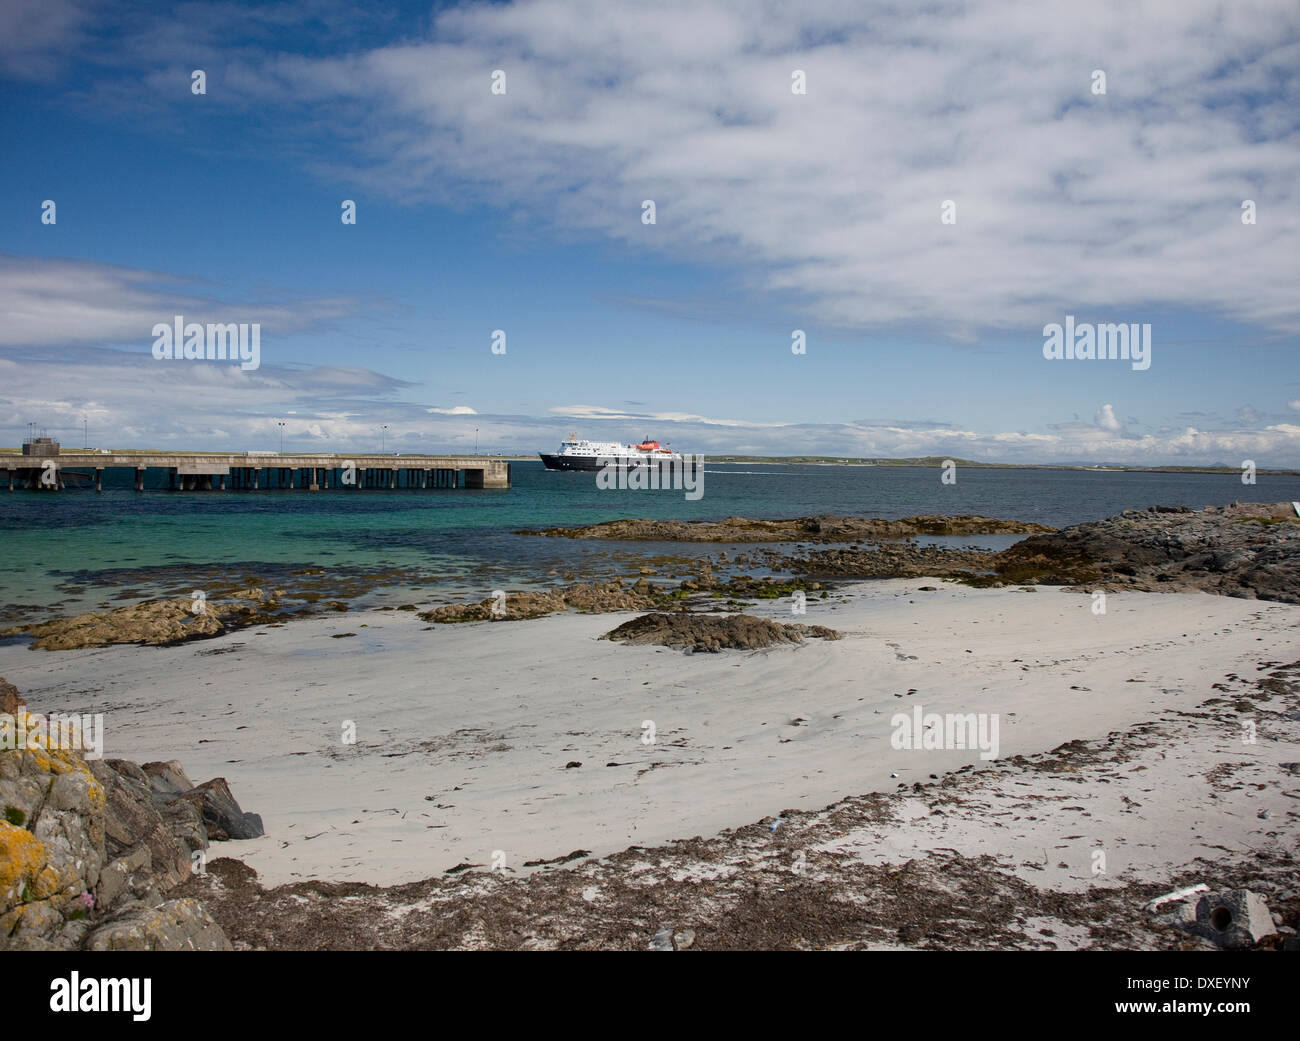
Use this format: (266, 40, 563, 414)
(1, 0, 1298, 465)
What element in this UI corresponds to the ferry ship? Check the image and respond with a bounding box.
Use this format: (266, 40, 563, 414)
(539, 433, 691, 472)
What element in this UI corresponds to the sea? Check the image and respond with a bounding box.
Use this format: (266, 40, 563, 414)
(2, 461, 1298, 626)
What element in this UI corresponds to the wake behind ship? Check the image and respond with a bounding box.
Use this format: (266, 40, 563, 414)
(539, 434, 696, 472)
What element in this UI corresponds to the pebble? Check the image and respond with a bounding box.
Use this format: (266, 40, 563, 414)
(648, 928, 674, 951)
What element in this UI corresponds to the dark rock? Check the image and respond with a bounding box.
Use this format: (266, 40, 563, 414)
(0, 677, 24, 715)
(142, 759, 194, 798)
(1162, 889, 1277, 949)
(0, 677, 239, 950)
(990, 502, 1300, 603)
(90, 759, 196, 891)
(648, 927, 675, 951)
(176, 777, 264, 840)
(523, 514, 1055, 543)
(602, 612, 840, 652)
(85, 897, 232, 951)
(419, 579, 660, 623)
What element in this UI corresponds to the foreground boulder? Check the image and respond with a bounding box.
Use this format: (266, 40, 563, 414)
(0, 749, 105, 949)
(90, 758, 204, 893)
(0, 677, 257, 950)
(602, 612, 840, 652)
(1160, 889, 1278, 950)
(85, 897, 231, 951)
(175, 778, 264, 841)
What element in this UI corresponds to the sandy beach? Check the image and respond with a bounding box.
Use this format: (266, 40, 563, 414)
(5, 578, 1295, 897)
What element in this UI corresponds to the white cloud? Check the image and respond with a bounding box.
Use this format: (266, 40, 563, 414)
(538, 404, 1300, 464)
(548, 405, 644, 421)
(3, 354, 1297, 463)
(1095, 404, 1123, 432)
(0, 255, 355, 348)
(549, 404, 783, 427)
(0, 0, 88, 81)
(197, 0, 1300, 335)
(427, 406, 478, 415)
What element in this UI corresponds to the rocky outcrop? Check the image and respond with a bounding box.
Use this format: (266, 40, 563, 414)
(419, 580, 661, 623)
(4, 590, 283, 651)
(523, 514, 1054, 543)
(1158, 889, 1279, 950)
(0, 677, 255, 950)
(562, 580, 661, 613)
(0, 677, 24, 715)
(90, 758, 199, 894)
(601, 612, 840, 652)
(0, 744, 106, 950)
(420, 589, 566, 623)
(174, 778, 264, 841)
(85, 897, 230, 951)
(784, 543, 997, 580)
(988, 502, 1300, 603)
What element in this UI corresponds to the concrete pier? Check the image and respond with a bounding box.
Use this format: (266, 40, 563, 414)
(1, 451, 511, 492)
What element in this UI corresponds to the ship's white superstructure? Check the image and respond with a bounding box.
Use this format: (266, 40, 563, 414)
(539, 433, 688, 471)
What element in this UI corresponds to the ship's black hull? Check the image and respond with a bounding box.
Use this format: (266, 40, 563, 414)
(539, 453, 605, 471)
(539, 453, 696, 472)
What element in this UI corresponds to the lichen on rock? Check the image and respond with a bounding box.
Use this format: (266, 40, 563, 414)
(0, 675, 255, 950)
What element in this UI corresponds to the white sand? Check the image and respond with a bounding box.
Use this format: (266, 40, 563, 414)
(1, 580, 1295, 887)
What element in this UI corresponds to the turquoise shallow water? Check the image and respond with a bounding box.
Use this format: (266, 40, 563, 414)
(1, 461, 1298, 623)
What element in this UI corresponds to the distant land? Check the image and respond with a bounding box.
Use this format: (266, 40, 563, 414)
(5, 448, 1295, 476)
(698, 455, 1300, 475)
(387, 454, 1300, 474)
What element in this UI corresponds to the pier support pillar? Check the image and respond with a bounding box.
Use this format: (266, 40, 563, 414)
(95, 468, 103, 492)
(134, 468, 144, 492)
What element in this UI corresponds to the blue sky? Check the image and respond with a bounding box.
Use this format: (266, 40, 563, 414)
(2, 0, 1299, 463)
